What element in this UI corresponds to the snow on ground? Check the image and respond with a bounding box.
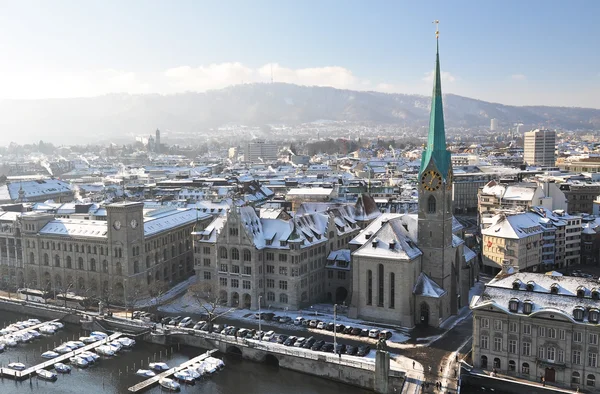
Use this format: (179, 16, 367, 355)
(136, 276, 196, 308)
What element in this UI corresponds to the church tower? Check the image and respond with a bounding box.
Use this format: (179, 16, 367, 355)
(417, 26, 458, 316)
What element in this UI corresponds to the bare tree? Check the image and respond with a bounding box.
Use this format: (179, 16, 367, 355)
(125, 285, 145, 319)
(188, 281, 234, 332)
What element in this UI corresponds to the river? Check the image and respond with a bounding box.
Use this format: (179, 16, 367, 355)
(0, 311, 371, 394)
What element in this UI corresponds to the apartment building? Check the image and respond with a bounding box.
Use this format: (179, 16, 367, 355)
(523, 129, 556, 167)
(471, 271, 600, 392)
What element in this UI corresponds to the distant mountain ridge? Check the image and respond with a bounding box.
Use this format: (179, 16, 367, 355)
(0, 83, 598, 144)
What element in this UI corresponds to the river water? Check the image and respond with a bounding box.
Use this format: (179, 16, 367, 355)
(0, 311, 371, 394)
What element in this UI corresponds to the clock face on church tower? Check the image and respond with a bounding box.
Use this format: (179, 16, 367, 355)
(421, 170, 442, 191)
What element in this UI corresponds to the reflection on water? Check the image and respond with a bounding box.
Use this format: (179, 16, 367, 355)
(0, 311, 371, 394)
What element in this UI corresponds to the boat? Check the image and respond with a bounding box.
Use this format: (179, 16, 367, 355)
(42, 351, 60, 359)
(79, 336, 98, 344)
(149, 362, 169, 372)
(54, 363, 71, 373)
(39, 325, 56, 335)
(20, 332, 34, 343)
(0, 343, 5, 353)
(90, 331, 108, 339)
(28, 330, 41, 339)
(158, 378, 181, 392)
(3, 336, 18, 347)
(7, 362, 26, 371)
(54, 345, 71, 354)
(69, 356, 89, 368)
(94, 345, 115, 356)
(116, 337, 136, 348)
(207, 357, 225, 370)
(136, 369, 156, 377)
(48, 322, 64, 329)
(173, 370, 195, 385)
(36, 369, 58, 382)
(108, 341, 122, 352)
(79, 351, 100, 362)
(27, 318, 42, 325)
(183, 368, 201, 380)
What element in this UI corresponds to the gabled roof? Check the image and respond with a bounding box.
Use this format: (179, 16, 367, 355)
(413, 272, 446, 298)
(353, 217, 421, 261)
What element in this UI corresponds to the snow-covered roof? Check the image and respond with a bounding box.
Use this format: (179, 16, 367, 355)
(463, 245, 477, 262)
(353, 217, 421, 261)
(1, 179, 73, 201)
(39, 219, 108, 239)
(481, 212, 543, 239)
(413, 273, 446, 298)
(472, 272, 600, 326)
(194, 216, 227, 243)
(287, 187, 335, 196)
(144, 208, 210, 237)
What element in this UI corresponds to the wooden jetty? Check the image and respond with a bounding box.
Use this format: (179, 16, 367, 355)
(0, 332, 123, 380)
(127, 349, 218, 392)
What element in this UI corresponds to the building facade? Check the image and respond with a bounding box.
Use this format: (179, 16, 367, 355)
(471, 271, 600, 392)
(245, 140, 278, 163)
(524, 129, 556, 167)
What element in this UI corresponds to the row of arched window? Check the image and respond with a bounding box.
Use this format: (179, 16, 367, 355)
(266, 291, 288, 304)
(366, 264, 395, 308)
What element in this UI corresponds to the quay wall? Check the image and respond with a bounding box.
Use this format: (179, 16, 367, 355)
(0, 297, 80, 324)
(147, 331, 405, 393)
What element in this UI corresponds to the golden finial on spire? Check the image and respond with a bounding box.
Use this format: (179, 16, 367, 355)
(433, 20, 440, 39)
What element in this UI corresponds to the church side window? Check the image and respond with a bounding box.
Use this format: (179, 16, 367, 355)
(428, 195, 436, 214)
(367, 270, 373, 305)
(378, 264, 384, 307)
(389, 273, 395, 309)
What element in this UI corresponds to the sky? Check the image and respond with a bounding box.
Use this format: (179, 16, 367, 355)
(0, 0, 598, 108)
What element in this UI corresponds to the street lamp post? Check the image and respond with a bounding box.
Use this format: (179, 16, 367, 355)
(258, 295, 263, 339)
(333, 304, 338, 354)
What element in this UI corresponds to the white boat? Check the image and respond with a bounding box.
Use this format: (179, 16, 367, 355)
(90, 331, 107, 339)
(94, 345, 115, 357)
(54, 345, 71, 354)
(20, 332, 34, 343)
(149, 362, 169, 372)
(3, 337, 18, 347)
(0, 343, 5, 353)
(42, 351, 60, 359)
(69, 356, 89, 368)
(173, 370, 195, 385)
(184, 368, 201, 380)
(54, 363, 71, 373)
(48, 322, 64, 329)
(36, 369, 58, 382)
(65, 341, 85, 349)
(28, 330, 41, 339)
(158, 378, 181, 392)
(79, 351, 100, 362)
(11, 334, 24, 343)
(27, 318, 42, 325)
(39, 325, 56, 335)
(7, 362, 26, 371)
(79, 336, 98, 344)
(207, 357, 225, 370)
(116, 337, 136, 348)
(136, 369, 156, 377)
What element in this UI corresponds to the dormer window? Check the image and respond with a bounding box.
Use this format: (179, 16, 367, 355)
(523, 300, 533, 315)
(550, 283, 560, 295)
(389, 240, 396, 250)
(512, 280, 522, 290)
(590, 309, 600, 324)
(592, 289, 600, 300)
(573, 306, 585, 321)
(577, 286, 587, 298)
(526, 281, 535, 292)
(509, 298, 519, 312)
(371, 239, 378, 248)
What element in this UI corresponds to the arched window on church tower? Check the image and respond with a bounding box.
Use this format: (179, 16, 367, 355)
(428, 195, 436, 214)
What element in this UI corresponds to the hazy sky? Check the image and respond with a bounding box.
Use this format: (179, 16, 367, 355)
(0, 0, 598, 108)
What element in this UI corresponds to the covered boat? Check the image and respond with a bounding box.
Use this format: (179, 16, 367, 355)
(36, 369, 58, 382)
(7, 362, 26, 371)
(69, 356, 89, 368)
(54, 363, 71, 373)
(136, 369, 156, 377)
(173, 370, 195, 385)
(158, 378, 180, 392)
(149, 362, 169, 372)
(42, 351, 60, 359)
(94, 345, 115, 356)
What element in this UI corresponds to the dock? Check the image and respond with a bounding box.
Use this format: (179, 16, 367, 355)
(0, 319, 60, 340)
(127, 349, 218, 392)
(0, 332, 123, 380)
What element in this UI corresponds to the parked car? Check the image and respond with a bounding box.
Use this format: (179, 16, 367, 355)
(379, 330, 392, 340)
(237, 328, 249, 338)
(294, 317, 305, 326)
(212, 324, 224, 333)
(321, 342, 334, 352)
(168, 316, 183, 325)
(360, 329, 369, 337)
(178, 317, 194, 328)
(160, 317, 172, 325)
(284, 336, 297, 346)
(325, 323, 335, 331)
(246, 329, 256, 339)
(311, 340, 325, 351)
(335, 324, 345, 332)
(316, 321, 326, 329)
(351, 327, 362, 336)
(345, 345, 358, 355)
(192, 321, 206, 330)
(301, 319, 310, 327)
(293, 337, 306, 347)
(334, 343, 346, 354)
(263, 313, 275, 321)
(200, 324, 211, 332)
(279, 316, 292, 324)
(277, 335, 289, 344)
(254, 330, 265, 340)
(309, 320, 320, 328)
(303, 337, 316, 349)
(357, 345, 371, 357)
(262, 331, 275, 342)
(368, 329, 380, 338)
(343, 326, 354, 334)
(253, 312, 264, 320)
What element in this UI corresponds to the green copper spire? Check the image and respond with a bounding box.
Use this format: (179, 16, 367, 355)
(419, 33, 451, 180)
